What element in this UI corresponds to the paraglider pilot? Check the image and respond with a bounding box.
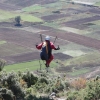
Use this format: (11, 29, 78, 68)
(36, 35, 60, 67)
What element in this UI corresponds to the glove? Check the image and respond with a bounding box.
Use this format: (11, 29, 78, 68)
(55, 45, 60, 50)
(35, 43, 38, 47)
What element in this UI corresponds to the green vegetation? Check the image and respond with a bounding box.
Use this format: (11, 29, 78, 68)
(95, 2, 100, 6)
(0, 0, 100, 99)
(43, 22, 61, 28)
(44, 2, 65, 8)
(20, 14, 43, 22)
(59, 26, 91, 35)
(4, 60, 57, 72)
(0, 41, 7, 45)
(65, 51, 100, 66)
(67, 76, 100, 100)
(68, 68, 90, 76)
(91, 20, 100, 25)
(0, 62, 100, 100)
(22, 5, 45, 12)
(56, 42, 95, 57)
(0, 9, 15, 21)
(0, 9, 43, 22)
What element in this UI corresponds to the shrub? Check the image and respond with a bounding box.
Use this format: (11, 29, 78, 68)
(22, 71, 38, 87)
(0, 59, 6, 71)
(39, 77, 49, 84)
(15, 16, 22, 26)
(67, 91, 79, 100)
(83, 79, 100, 100)
(25, 95, 53, 100)
(54, 79, 64, 92)
(71, 78, 87, 90)
(0, 88, 14, 100)
(1, 72, 25, 99)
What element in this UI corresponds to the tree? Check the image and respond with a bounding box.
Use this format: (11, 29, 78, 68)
(15, 16, 21, 26)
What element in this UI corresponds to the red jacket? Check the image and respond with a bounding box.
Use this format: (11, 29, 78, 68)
(36, 41, 56, 50)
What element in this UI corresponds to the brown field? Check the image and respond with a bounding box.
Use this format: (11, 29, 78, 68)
(0, 3, 21, 10)
(89, 8, 100, 14)
(0, 23, 100, 65)
(0, 0, 58, 7)
(41, 13, 70, 21)
(64, 15, 100, 25)
(40, 30, 100, 50)
(2, 52, 40, 64)
(0, 27, 70, 64)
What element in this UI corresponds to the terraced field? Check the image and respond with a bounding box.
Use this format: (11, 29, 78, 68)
(0, 0, 100, 77)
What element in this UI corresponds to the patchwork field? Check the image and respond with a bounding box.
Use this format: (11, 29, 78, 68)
(0, 0, 100, 78)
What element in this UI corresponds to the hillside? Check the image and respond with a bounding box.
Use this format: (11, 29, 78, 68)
(0, 66, 100, 100)
(0, 0, 100, 99)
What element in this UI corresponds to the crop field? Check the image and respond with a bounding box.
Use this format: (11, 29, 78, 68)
(0, 0, 100, 77)
(0, 9, 43, 22)
(4, 60, 57, 72)
(95, 2, 100, 6)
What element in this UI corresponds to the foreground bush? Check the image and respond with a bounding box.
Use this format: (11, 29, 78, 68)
(0, 71, 25, 99)
(0, 64, 100, 100)
(0, 88, 15, 100)
(67, 76, 100, 100)
(22, 71, 38, 87)
(25, 95, 53, 100)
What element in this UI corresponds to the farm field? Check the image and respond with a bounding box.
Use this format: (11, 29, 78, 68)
(0, 0, 100, 78)
(4, 60, 57, 72)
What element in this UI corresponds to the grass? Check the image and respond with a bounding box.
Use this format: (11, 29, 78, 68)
(65, 51, 100, 66)
(59, 27, 90, 35)
(22, 5, 45, 12)
(95, 2, 100, 6)
(0, 9, 43, 22)
(58, 42, 95, 57)
(0, 9, 15, 21)
(44, 2, 63, 8)
(0, 41, 7, 45)
(20, 14, 43, 22)
(43, 22, 61, 28)
(84, 31, 100, 40)
(68, 68, 90, 76)
(45, 0, 68, 9)
(4, 60, 57, 72)
(91, 20, 100, 25)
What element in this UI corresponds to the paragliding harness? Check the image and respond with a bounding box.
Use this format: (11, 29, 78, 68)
(40, 41, 52, 60)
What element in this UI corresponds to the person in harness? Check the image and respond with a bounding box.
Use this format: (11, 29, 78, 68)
(36, 35, 60, 67)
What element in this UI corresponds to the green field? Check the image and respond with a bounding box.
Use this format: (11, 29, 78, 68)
(95, 2, 100, 6)
(22, 5, 45, 12)
(0, 41, 7, 45)
(4, 60, 57, 72)
(68, 68, 90, 76)
(54, 42, 96, 57)
(0, 9, 43, 22)
(65, 51, 100, 66)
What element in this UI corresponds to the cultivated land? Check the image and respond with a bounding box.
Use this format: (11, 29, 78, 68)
(0, 0, 100, 78)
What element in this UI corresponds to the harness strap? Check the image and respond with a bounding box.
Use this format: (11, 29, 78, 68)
(46, 42, 48, 54)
